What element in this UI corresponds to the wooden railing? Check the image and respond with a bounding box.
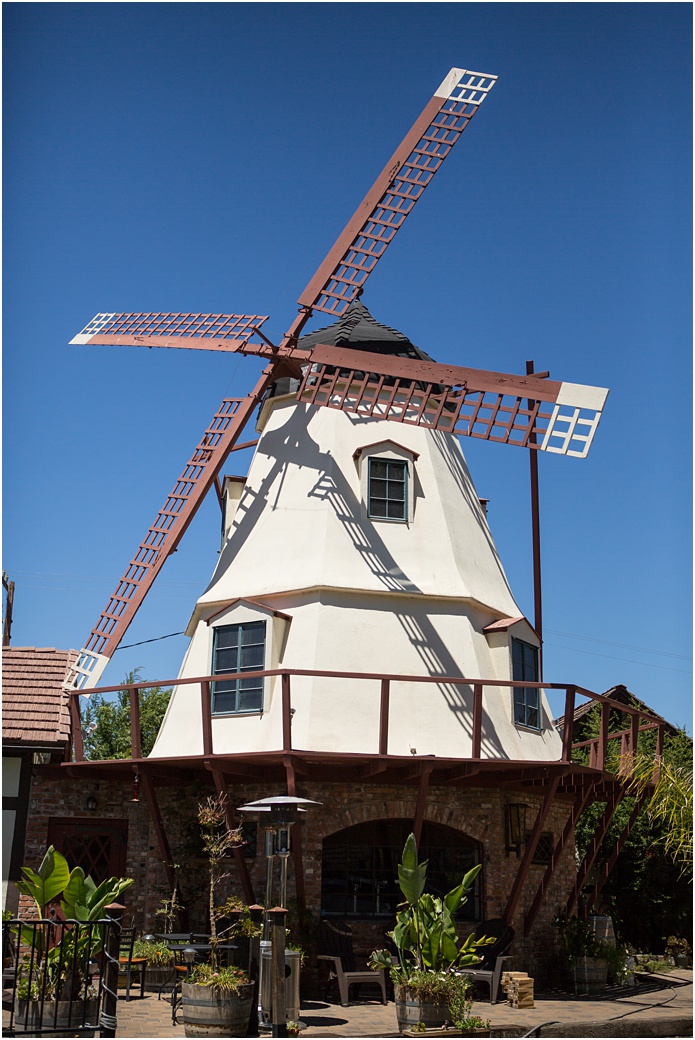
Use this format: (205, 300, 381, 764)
(67, 668, 665, 775)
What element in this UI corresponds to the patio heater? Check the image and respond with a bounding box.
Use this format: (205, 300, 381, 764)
(237, 795, 321, 1036)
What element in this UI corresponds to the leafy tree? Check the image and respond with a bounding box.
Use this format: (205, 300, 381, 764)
(81, 668, 171, 759)
(572, 702, 692, 951)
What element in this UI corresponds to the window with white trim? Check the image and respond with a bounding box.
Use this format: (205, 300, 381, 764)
(367, 457, 407, 521)
(512, 637, 540, 729)
(212, 621, 265, 714)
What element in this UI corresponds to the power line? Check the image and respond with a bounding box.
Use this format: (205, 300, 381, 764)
(545, 641, 692, 675)
(545, 627, 691, 662)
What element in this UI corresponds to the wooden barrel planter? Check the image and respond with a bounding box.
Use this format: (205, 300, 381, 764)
(394, 985, 450, 1034)
(181, 981, 255, 1038)
(588, 914, 616, 945)
(16, 998, 99, 1037)
(570, 956, 608, 995)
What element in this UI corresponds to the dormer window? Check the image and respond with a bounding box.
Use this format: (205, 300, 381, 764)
(512, 637, 540, 730)
(212, 621, 266, 714)
(354, 439, 418, 524)
(368, 457, 407, 521)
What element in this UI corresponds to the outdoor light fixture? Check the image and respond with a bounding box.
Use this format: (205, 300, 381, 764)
(85, 794, 98, 812)
(505, 803, 528, 858)
(32, 752, 51, 766)
(131, 773, 140, 803)
(182, 946, 197, 977)
(143, 934, 157, 944)
(238, 794, 321, 1033)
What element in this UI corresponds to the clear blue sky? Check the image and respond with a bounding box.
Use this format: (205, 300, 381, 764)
(3, 3, 692, 732)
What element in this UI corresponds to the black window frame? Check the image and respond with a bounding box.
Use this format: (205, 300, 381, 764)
(367, 456, 408, 522)
(512, 636, 541, 730)
(211, 620, 266, 716)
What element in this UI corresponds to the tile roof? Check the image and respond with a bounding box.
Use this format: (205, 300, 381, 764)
(2, 646, 78, 746)
(297, 298, 435, 362)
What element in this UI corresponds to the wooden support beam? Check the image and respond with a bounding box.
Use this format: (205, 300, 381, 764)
(139, 772, 189, 929)
(561, 687, 575, 762)
(524, 785, 594, 936)
(210, 766, 255, 905)
(201, 681, 213, 757)
(504, 776, 560, 926)
(412, 765, 433, 846)
(565, 786, 624, 918)
(585, 794, 647, 914)
(128, 686, 142, 761)
(379, 679, 390, 756)
(70, 694, 84, 762)
(471, 685, 483, 759)
(282, 673, 292, 752)
(284, 755, 306, 907)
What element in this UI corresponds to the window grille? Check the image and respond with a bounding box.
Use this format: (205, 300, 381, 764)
(367, 457, 407, 520)
(212, 621, 265, 714)
(512, 637, 540, 729)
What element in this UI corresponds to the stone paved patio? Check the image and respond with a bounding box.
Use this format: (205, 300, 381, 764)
(111, 969, 692, 1038)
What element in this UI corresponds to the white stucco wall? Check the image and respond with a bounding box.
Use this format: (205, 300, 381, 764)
(151, 397, 560, 763)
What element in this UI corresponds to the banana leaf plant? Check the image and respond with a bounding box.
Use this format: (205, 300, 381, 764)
(12, 845, 133, 1000)
(370, 833, 493, 980)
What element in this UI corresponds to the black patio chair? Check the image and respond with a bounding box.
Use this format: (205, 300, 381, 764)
(317, 920, 387, 1007)
(118, 926, 146, 1001)
(458, 918, 515, 1004)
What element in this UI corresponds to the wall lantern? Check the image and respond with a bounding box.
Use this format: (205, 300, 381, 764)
(505, 803, 527, 858)
(85, 794, 98, 812)
(131, 773, 140, 803)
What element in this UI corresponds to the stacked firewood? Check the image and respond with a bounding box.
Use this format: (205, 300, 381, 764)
(501, 970, 535, 1008)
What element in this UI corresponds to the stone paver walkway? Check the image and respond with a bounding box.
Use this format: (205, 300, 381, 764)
(113, 970, 692, 1038)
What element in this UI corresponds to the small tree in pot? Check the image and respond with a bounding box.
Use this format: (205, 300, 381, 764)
(181, 795, 258, 1038)
(369, 834, 493, 1035)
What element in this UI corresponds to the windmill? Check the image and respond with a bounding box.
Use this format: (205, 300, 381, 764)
(67, 66, 608, 693)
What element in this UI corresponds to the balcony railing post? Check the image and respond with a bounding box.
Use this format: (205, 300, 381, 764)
(201, 680, 213, 757)
(281, 672, 292, 752)
(472, 685, 483, 759)
(70, 693, 84, 762)
(654, 723, 664, 783)
(598, 701, 609, 771)
(379, 678, 390, 756)
(630, 713, 640, 774)
(561, 686, 575, 763)
(128, 686, 141, 760)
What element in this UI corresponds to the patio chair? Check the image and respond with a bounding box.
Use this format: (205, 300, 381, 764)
(118, 926, 146, 1000)
(317, 920, 387, 1007)
(458, 919, 515, 1004)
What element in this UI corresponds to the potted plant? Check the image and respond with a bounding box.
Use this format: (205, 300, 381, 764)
(664, 936, 692, 968)
(132, 937, 175, 991)
(554, 912, 609, 995)
(369, 833, 492, 1035)
(12, 845, 133, 1035)
(180, 795, 256, 1038)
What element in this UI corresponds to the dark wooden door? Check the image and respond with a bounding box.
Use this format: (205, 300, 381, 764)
(48, 817, 128, 882)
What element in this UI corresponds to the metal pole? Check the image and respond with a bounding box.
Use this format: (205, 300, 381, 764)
(269, 907, 287, 1038)
(99, 903, 124, 1038)
(526, 359, 543, 678)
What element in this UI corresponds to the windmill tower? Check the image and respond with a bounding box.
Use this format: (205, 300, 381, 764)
(64, 68, 616, 971)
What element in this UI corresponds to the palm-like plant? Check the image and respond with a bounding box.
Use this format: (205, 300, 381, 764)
(622, 753, 693, 869)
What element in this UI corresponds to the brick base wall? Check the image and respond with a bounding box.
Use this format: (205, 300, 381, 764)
(24, 769, 576, 983)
